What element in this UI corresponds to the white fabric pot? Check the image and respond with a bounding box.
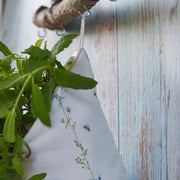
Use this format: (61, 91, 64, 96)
(24, 48, 127, 180)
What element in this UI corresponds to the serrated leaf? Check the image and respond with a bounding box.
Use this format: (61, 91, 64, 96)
(32, 83, 51, 126)
(35, 39, 44, 48)
(22, 46, 50, 59)
(51, 69, 97, 89)
(3, 110, 16, 143)
(51, 34, 78, 57)
(0, 41, 12, 56)
(12, 156, 23, 175)
(0, 159, 8, 174)
(0, 73, 26, 92)
(28, 173, 47, 180)
(14, 135, 23, 153)
(0, 55, 14, 71)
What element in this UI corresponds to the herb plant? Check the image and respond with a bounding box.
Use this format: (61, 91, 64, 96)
(0, 34, 97, 179)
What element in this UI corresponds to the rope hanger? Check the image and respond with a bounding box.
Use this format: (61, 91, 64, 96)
(33, 0, 116, 30)
(33, 0, 99, 30)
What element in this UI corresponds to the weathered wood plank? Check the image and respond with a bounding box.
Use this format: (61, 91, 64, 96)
(162, 1, 180, 179)
(117, 0, 180, 179)
(0, 0, 3, 32)
(84, 0, 119, 148)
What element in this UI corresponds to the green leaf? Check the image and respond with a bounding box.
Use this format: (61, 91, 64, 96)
(22, 46, 50, 59)
(0, 73, 26, 92)
(12, 156, 23, 175)
(51, 34, 78, 57)
(3, 110, 16, 143)
(41, 79, 56, 111)
(0, 104, 9, 118)
(32, 83, 51, 126)
(1, 148, 10, 159)
(28, 173, 47, 180)
(0, 90, 18, 108)
(65, 61, 73, 70)
(55, 60, 64, 69)
(0, 159, 8, 174)
(51, 69, 97, 89)
(0, 169, 18, 180)
(0, 55, 14, 71)
(35, 39, 44, 48)
(0, 41, 12, 56)
(14, 135, 23, 153)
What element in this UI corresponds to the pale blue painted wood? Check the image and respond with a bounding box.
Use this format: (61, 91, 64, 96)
(117, 0, 180, 179)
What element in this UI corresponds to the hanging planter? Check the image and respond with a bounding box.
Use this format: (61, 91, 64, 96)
(0, 35, 127, 180)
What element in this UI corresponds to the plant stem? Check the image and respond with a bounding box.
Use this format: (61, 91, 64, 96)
(70, 124, 95, 180)
(12, 75, 32, 115)
(60, 105, 95, 180)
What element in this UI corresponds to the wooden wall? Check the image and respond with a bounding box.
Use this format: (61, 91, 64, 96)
(0, 0, 2, 30)
(1, 0, 180, 179)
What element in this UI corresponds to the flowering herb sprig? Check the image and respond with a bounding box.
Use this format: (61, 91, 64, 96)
(55, 93, 98, 180)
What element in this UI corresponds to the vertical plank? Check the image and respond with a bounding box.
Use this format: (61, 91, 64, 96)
(117, 0, 180, 179)
(0, 0, 2, 32)
(84, 0, 119, 147)
(162, 1, 180, 179)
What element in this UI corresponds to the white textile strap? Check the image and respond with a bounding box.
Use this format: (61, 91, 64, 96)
(79, 14, 86, 49)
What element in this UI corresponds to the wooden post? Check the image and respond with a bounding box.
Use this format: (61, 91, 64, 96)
(33, 0, 99, 30)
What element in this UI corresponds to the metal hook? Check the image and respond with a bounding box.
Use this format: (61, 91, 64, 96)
(78, 5, 91, 18)
(83, 5, 90, 17)
(38, 28, 47, 38)
(56, 27, 66, 36)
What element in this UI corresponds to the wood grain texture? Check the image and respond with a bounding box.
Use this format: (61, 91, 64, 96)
(84, 0, 119, 148)
(1, 0, 180, 179)
(117, 0, 180, 179)
(0, 0, 2, 32)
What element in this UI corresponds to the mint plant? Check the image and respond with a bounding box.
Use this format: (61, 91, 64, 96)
(0, 34, 97, 179)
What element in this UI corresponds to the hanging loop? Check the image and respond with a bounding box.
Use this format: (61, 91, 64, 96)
(78, 6, 91, 18)
(38, 28, 47, 38)
(83, 5, 91, 17)
(56, 27, 66, 36)
(78, 5, 91, 49)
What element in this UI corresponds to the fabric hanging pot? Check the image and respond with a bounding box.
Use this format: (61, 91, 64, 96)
(24, 48, 127, 180)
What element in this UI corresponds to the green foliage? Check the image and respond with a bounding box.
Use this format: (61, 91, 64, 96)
(3, 110, 16, 142)
(0, 41, 12, 56)
(28, 173, 47, 180)
(12, 156, 24, 175)
(52, 69, 97, 89)
(0, 35, 97, 179)
(32, 83, 51, 126)
(51, 34, 78, 58)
